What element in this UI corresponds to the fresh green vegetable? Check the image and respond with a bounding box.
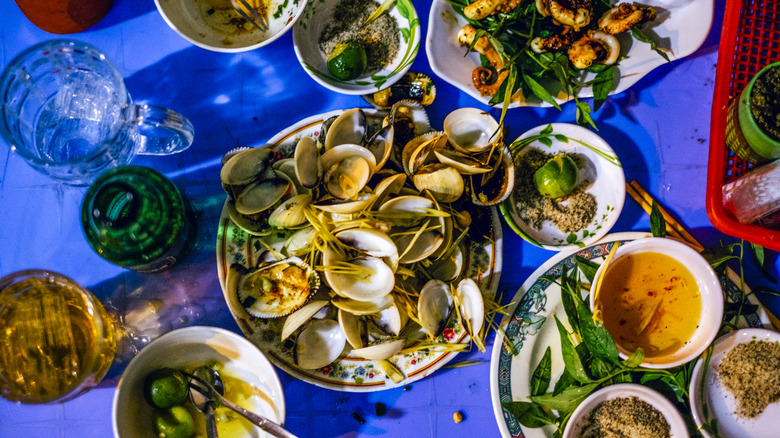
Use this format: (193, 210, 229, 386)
(327, 41, 368, 81)
(144, 368, 189, 409)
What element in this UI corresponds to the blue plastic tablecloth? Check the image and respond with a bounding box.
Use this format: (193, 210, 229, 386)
(1, 0, 778, 437)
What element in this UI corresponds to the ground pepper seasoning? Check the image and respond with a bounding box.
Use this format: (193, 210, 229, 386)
(514, 148, 597, 233)
(319, 0, 400, 76)
(750, 65, 780, 142)
(718, 339, 780, 418)
(578, 396, 671, 438)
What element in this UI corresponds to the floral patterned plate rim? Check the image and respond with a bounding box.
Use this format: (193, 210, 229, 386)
(216, 108, 503, 392)
(292, 0, 420, 95)
(500, 123, 625, 251)
(489, 232, 768, 438)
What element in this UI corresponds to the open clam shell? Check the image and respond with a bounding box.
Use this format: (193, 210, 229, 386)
(443, 108, 501, 154)
(321, 144, 378, 200)
(456, 278, 485, 338)
(295, 319, 346, 370)
(235, 256, 320, 318)
(322, 249, 395, 301)
(418, 279, 454, 338)
(220, 147, 274, 187)
(294, 136, 321, 189)
(323, 108, 368, 151)
(412, 163, 464, 204)
(469, 145, 515, 206)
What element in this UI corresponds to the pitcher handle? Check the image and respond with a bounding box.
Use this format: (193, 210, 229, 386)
(126, 104, 195, 155)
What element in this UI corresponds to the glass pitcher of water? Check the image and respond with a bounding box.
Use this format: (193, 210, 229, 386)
(0, 39, 194, 186)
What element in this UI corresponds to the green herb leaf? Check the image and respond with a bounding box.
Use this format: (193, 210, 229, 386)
(620, 348, 644, 368)
(591, 66, 614, 111)
(575, 256, 599, 284)
(531, 347, 553, 396)
(631, 27, 671, 63)
(502, 401, 555, 428)
(524, 73, 562, 110)
(575, 101, 597, 130)
(530, 383, 599, 412)
(650, 201, 667, 237)
(576, 300, 620, 365)
(553, 369, 576, 396)
(554, 316, 591, 384)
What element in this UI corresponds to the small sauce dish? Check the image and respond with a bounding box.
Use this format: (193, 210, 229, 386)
(590, 237, 723, 369)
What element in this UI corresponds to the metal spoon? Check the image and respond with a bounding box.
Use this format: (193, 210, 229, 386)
(190, 366, 223, 438)
(187, 367, 298, 438)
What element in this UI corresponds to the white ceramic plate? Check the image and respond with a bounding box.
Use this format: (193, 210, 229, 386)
(216, 108, 503, 391)
(155, 0, 306, 53)
(500, 123, 625, 250)
(689, 328, 780, 438)
(113, 326, 285, 438)
(563, 384, 689, 437)
(490, 232, 766, 438)
(292, 0, 420, 95)
(426, 0, 713, 107)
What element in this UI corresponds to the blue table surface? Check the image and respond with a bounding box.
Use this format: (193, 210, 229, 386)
(1, 0, 778, 437)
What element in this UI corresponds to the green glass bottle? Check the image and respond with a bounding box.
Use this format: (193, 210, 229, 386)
(81, 165, 197, 273)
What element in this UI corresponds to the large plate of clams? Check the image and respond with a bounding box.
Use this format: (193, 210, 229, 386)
(216, 105, 508, 391)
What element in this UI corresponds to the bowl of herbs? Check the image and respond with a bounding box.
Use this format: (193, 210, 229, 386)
(292, 0, 420, 95)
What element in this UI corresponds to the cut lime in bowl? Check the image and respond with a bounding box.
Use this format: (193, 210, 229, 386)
(501, 123, 625, 251)
(292, 0, 420, 95)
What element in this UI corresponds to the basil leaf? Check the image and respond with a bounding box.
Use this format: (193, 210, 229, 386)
(554, 316, 591, 383)
(502, 401, 555, 428)
(576, 300, 619, 365)
(575, 256, 599, 284)
(524, 73, 562, 110)
(591, 67, 614, 111)
(631, 27, 670, 63)
(553, 368, 576, 396)
(650, 201, 667, 237)
(530, 383, 599, 412)
(575, 101, 597, 130)
(531, 346, 553, 396)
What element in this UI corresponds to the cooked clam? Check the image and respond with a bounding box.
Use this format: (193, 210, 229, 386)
(294, 137, 321, 189)
(323, 108, 368, 151)
(220, 147, 274, 187)
(338, 309, 367, 349)
(456, 278, 485, 337)
(443, 108, 501, 154)
(296, 319, 346, 369)
(281, 300, 329, 341)
(418, 279, 454, 338)
(235, 257, 319, 318)
(350, 339, 406, 361)
(234, 175, 292, 216)
(268, 193, 312, 228)
(412, 163, 464, 204)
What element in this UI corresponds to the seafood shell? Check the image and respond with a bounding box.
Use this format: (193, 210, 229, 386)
(235, 257, 320, 318)
(418, 279, 454, 338)
(469, 145, 515, 206)
(295, 319, 346, 370)
(366, 72, 437, 109)
(323, 108, 368, 151)
(443, 108, 501, 154)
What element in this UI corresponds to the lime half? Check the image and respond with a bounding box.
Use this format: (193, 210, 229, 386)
(154, 406, 195, 438)
(327, 41, 367, 81)
(534, 155, 579, 199)
(144, 368, 189, 409)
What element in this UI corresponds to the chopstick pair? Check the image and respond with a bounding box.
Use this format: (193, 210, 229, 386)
(625, 180, 705, 253)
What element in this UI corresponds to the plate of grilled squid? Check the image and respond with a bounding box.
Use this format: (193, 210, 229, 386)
(425, 0, 711, 108)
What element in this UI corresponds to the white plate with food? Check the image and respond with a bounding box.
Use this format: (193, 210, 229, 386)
(500, 123, 625, 250)
(216, 108, 503, 391)
(426, 0, 712, 107)
(490, 232, 766, 438)
(689, 328, 780, 438)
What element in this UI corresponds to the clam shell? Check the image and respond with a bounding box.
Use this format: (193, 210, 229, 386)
(402, 131, 445, 176)
(372, 301, 408, 336)
(418, 279, 454, 338)
(295, 319, 346, 370)
(220, 147, 274, 187)
(226, 201, 274, 236)
(321, 144, 377, 200)
(236, 257, 319, 318)
(268, 193, 312, 228)
(334, 228, 399, 263)
(235, 175, 292, 215)
(365, 124, 394, 171)
(294, 136, 321, 189)
(338, 309, 367, 349)
(457, 278, 484, 337)
(443, 108, 501, 154)
(470, 145, 515, 206)
(285, 226, 317, 256)
(281, 300, 329, 341)
(322, 250, 395, 301)
(433, 148, 492, 175)
(332, 295, 394, 315)
(350, 339, 405, 361)
(412, 163, 464, 204)
(313, 193, 378, 215)
(324, 108, 367, 151)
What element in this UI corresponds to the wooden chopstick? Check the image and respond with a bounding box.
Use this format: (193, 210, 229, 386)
(625, 180, 705, 252)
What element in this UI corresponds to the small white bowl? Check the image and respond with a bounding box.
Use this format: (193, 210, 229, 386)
(292, 0, 420, 95)
(563, 384, 690, 438)
(500, 123, 625, 250)
(113, 326, 286, 438)
(155, 0, 306, 52)
(589, 237, 724, 369)
(689, 328, 780, 438)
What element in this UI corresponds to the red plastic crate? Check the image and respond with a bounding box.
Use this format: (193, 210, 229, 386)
(706, 0, 780, 251)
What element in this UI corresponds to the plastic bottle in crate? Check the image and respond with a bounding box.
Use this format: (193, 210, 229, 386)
(722, 159, 780, 227)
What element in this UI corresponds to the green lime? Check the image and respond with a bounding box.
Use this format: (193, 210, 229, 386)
(327, 41, 367, 81)
(154, 406, 195, 438)
(533, 154, 579, 199)
(144, 368, 189, 409)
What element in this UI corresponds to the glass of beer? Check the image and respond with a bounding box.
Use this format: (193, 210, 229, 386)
(0, 270, 117, 404)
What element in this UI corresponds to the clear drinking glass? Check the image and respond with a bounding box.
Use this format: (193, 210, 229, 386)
(0, 270, 117, 404)
(0, 39, 194, 185)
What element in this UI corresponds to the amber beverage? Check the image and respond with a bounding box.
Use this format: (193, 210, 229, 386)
(0, 270, 116, 404)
